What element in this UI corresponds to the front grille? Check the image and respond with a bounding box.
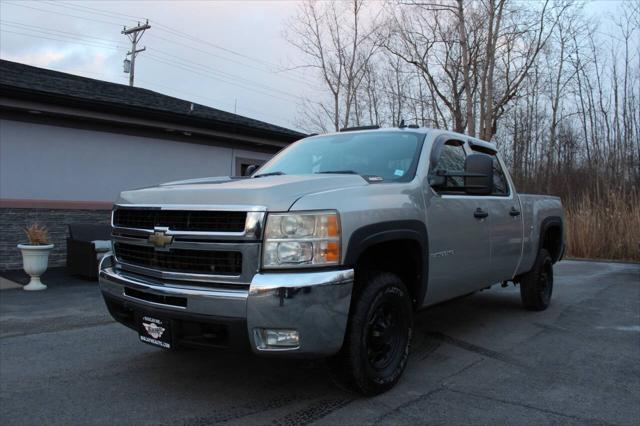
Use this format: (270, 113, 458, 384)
(113, 209, 247, 232)
(114, 243, 242, 275)
(124, 287, 187, 307)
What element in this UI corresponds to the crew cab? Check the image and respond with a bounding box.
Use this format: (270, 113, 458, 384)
(99, 127, 564, 395)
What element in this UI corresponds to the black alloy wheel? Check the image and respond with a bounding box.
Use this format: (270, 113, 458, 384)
(520, 248, 554, 311)
(329, 272, 413, 395)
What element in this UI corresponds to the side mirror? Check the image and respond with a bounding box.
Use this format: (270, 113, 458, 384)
(464, 153, 493, 195)
(428, 174, 446, 187)
(244, 164, 259, 177)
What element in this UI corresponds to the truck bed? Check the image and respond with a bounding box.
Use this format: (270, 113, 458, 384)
(516, 194, 564, 276)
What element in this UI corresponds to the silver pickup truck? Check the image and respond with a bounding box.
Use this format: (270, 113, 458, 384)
(99, 127, 564, 395)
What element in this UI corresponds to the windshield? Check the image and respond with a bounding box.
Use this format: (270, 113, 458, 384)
(256, 131, 425, 182)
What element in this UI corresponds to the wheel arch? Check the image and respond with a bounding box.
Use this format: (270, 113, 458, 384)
(539, 216, 564, 263)
(344, 220, 429, 309)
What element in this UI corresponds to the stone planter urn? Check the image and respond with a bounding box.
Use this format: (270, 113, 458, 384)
(17, 244, 54, 291)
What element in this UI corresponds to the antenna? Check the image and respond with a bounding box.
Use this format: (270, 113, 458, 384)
(122, 19, 151, 87)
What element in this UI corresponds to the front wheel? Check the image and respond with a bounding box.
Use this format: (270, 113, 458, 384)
(520, 248, 554, 311)
(330, 272, 413, 395)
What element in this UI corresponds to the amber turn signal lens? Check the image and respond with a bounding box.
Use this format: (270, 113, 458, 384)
(326, 214, 339, 237)
(324, 241, 340, 262)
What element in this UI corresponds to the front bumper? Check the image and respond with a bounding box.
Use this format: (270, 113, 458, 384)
(99, 255, 354, 357)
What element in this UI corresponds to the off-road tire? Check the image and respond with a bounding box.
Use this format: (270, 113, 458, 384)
(329, 272, 413, 395)
(520, 248, 554, 311)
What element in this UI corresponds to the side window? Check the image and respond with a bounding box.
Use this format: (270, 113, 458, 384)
(433, 141, 466, 191)
(491, 157, 509, 196)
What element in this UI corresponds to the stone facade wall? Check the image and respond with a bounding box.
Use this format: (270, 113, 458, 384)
(0, 208, 111, 270)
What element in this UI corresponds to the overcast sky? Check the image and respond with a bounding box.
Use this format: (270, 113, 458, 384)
(0, 0, 628, 132)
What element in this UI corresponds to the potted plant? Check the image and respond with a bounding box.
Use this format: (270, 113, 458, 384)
(17, 224, 54, 291)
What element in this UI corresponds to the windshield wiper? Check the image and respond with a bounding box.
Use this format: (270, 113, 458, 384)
(316, 170, 384, 182)
(253, 171, 286, 178)
(316, 170, 359, 175)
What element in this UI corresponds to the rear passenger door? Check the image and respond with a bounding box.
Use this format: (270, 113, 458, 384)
(424, 139, 493, 305)
(470, 147, 524, 282)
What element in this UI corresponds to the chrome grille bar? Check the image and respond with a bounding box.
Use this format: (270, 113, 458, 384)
(110, 205, 265, 285)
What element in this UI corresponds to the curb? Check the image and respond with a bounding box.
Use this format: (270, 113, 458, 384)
(564, 257, 640, 265)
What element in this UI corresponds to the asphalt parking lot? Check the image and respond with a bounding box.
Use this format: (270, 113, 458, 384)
(1, 260, 638, 425)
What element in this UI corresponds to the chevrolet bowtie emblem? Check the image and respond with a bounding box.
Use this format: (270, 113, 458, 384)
(149, 230, 173, 249)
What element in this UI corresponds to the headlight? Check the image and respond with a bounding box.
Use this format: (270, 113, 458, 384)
(262, 211, 341, 268)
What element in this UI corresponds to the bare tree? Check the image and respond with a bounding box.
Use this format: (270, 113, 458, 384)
(286, 0, 379, 131)
(383, 2, 467, 132)
(288, 0, 639, 211)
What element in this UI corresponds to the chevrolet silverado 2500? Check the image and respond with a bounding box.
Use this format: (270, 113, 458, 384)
(99, 127, 564, 395)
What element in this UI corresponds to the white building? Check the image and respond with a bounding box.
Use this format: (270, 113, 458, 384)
(0, 60, 303, 269)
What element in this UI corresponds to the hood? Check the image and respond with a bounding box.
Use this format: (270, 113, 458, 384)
(116, 174, 369, 211)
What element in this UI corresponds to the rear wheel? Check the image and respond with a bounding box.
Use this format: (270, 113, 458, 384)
(330, 272, 413, 395)
(520, 248, 553, 311)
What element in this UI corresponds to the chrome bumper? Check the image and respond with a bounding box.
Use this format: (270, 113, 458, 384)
(99, 255, 354, 356)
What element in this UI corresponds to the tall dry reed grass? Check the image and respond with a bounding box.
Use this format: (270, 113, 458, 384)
(564, 191, 640, 262)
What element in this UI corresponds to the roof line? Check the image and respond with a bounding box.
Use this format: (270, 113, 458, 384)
(0, 59, 306, 141)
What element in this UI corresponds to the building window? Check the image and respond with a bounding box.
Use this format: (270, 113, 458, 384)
(235, 157, 266, 176)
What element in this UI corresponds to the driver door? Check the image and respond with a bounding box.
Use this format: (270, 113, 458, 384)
(424, 139, 493, 305)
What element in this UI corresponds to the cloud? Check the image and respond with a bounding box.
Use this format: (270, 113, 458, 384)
(2, 46, 121, 82)
(2, 48, 67, 68)
(0, 0, 313, 129)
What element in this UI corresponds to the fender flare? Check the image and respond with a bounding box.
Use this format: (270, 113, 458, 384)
(344, 220, 429, 306)
(539, 216, 564, 262)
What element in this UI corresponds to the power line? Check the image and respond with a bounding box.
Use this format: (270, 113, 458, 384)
(148, 48, 316, 103)
(3, 0, 315, 87)
(0, 54, 296, 127)
(0, 28, 124, 51)
(152, 23, 310, 81)
(3, 13, 311, 87)
(0, 25, 297, 128)
(145, 51, 325, 108)
(146, 33, 270, 72)
(41, 0, 145, 22)
(0, 18, 317, 102)
(0, 25, 314, 108)
(1, 1, 122, 27)
(151, 22, 299, 75)
(0, 20, 125, 48)
(0, 2, 316, 125)
(30, 0, 310, 81)
(144, 54, 306, 106)
(144, 32, 316, 88)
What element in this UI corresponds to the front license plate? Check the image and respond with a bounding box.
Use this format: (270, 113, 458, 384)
(138, 315, 172, 349)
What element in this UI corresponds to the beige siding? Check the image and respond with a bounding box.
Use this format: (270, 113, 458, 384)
(0, 119, 273, 202)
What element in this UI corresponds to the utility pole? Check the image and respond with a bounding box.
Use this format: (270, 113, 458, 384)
(122, 19, 150, 87)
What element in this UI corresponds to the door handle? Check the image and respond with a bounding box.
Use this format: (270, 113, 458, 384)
(474, 208, 489, 219)
(509, 207, 521, 217)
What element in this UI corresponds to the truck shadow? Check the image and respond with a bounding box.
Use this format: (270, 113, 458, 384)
(120, 287, 531, 423)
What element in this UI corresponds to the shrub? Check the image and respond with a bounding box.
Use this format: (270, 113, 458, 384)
(23, 224, 50, 245)
(565, 191, 640, 262)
